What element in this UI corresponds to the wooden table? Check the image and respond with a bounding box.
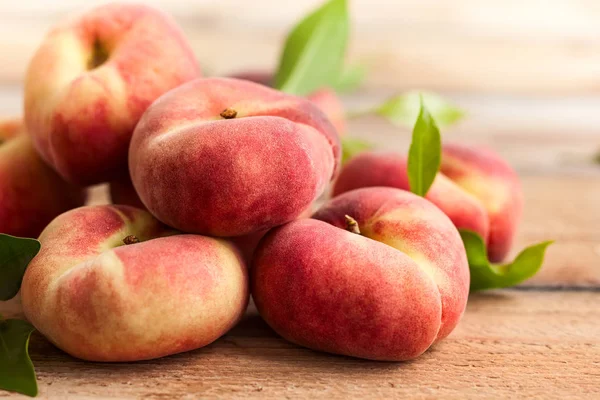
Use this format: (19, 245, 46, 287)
(1, 1, 600, 397)
(1, 102, 599, 398)
(2, 291, 598, 399)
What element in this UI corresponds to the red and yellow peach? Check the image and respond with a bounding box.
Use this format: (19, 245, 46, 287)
(129, 77, 340, 237)
(21, 205, 249, 361)
(24, 3, 200, 185)
(252, 187, 470, 361)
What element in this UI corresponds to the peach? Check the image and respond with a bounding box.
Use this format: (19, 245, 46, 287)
(129, 77, 340, 237)
(0, 119, 86, 238)
(229, 70, 346, 135)
(21, 205, 249, 362)
(24, 3, 200, 185)
(252, 187, 469, 361)
(333, 143, 523, 262)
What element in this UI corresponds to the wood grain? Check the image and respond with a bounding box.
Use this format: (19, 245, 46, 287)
(1, 292, 598, 399)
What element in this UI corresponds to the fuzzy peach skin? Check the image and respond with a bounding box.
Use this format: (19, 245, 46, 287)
(229, 71, 346, 135)
(24, 3, 200, 185)
(231, 204, 315, 262)
(21, 205, 249, 362)
(113, 161, 316, 263)
(333, 144, 523, 262)
(0, 119, 86, 237)
(129, 77, 340, 237)
(107, 174, 306, 261)
(252, 187, 469, 361)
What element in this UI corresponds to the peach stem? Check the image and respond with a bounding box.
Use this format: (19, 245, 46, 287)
(122, 235, 140, 245)
(344, 215, 361, 235)
(220, 108, 237, 119)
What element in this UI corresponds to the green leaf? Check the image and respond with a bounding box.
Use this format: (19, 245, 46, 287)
(332, 63, 366, 93)
(376, 91, 465, 128)
(274, 0, 349, 96)
(0, 317, 38, 397)
(407, 96, 441, 197)
(341, 137, 373, 164)
(460, 230, 554, 292)
(0, 234, 40, 301)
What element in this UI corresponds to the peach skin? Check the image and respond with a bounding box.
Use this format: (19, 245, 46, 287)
(21, 205, 249, 362)
(252, 187, 470, 361)
(229, 71, 346, 135)
(230, 203, 315, 263)
(107, 174, 306, 263)
(24, 3, 200, 185)
(129, 77, 340, 237)
(332, 143, 522, 262)
(0, 119, 86, 238)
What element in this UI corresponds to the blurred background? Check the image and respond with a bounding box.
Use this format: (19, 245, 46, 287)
(3, 0, 600, 93)
(1, 0, 600, 165)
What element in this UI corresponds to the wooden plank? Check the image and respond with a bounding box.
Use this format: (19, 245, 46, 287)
(1, 291, 598, 399)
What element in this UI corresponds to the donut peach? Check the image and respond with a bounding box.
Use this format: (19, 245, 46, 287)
(24, 3, 200, 185)
(252, 187, 469, 361)
(21, 205, 249, 361)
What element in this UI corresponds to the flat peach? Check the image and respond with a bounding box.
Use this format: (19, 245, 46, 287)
(129, 77, 340, 237)
(21, 205, 249, 361)
(24, 3, 200, 184)
(252, 187, 469, 361)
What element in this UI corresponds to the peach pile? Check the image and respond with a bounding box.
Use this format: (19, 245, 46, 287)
(333, 144, 523, 262)
(4, 1, 528, 365)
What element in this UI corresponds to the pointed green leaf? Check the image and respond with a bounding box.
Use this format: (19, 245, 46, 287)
(274, 0, 349, 95)
(0, 317, 38, 397)
(0, 234, 40, 301)
(460, 230, 554, 291)
(407, 96, 441, 197)
(332, 63, 366, 93)
(341, 137, 373, 164)
(376, 91, 465, 128)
